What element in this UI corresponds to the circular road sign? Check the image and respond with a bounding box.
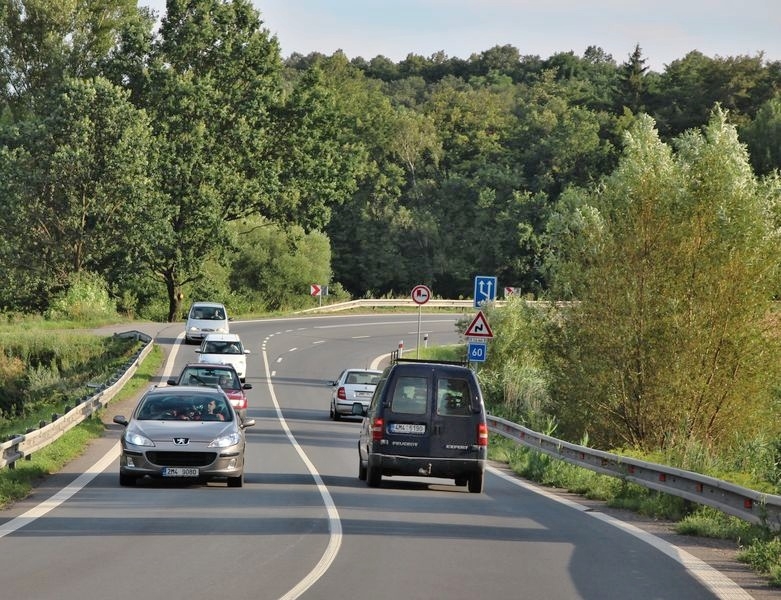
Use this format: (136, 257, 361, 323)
(411, 284, 432, 305)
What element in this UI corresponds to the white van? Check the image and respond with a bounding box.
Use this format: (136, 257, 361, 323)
(195, 333, 250, 381)
(184, 302, 230, 344)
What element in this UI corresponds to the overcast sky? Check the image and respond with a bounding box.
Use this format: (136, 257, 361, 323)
(138, 0, 781, 72)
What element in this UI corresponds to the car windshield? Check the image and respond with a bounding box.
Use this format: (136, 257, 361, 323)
(137, 393, 232, 421)
(181, 367, 240, 390)
(191, 306, 225, 320)
(203, 341, 242, 354)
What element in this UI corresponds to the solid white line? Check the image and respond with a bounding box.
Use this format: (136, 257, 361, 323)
(0, 332, 191, 538)
(488, 466, 754, 600)
(261, 339, 342, 600)
(0, 446, 120, 538)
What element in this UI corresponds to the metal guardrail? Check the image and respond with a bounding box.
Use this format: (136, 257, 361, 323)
(487, 414, 781, 530)
(0, 331, 153, 471)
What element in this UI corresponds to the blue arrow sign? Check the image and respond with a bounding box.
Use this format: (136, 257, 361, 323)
(473, 275, 497, 308)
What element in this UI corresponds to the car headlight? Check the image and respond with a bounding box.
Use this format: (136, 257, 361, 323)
(125, 432, 155, 447)
(209, 432, 241, 448)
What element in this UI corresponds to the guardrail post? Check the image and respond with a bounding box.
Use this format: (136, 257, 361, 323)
(398, 340, 404, 357)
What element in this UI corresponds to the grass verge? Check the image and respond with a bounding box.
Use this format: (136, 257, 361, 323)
(0, 344, 164, 509)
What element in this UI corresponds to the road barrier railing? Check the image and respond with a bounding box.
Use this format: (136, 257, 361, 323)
(0, 331, 153, 471)
(487, 414, 781, 530)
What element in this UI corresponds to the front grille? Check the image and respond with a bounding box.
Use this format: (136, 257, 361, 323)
(146, 452, 217, 467)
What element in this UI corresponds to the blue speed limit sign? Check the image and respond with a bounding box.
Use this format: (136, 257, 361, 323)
(468, 342, 487, 362)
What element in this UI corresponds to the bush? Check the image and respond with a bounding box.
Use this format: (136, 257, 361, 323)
(45, 272, 117, 322)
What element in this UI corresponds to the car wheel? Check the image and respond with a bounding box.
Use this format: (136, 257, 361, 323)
(468, 471, 484, 494)
(330, 401, 340, 421)
(227, 473, 243, 488)
(119, 472, 136, 487)
(366, 460, 382, 488)
(358, 455, 367, 481)
(454, 477, 468, 487)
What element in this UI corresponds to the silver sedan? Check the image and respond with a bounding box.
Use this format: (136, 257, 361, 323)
(329, 368, 383, 420)
(113, 385, 255, 487)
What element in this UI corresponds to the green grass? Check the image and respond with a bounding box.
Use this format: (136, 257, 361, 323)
(0, 344, 164, 509)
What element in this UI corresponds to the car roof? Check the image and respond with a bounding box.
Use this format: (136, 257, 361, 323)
(346, 368, 382, 373)
(202, 333, 241, 342)
(148, 384, 226, 396)
(180, 362, 239, 373)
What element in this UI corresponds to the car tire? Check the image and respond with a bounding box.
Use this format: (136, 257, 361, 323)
(227, 473, 243, 488)
(468, 471, 484, 494)
(119, 473, 137, 487)
(330, 401, 340, 421)
(366, 460, 382, 488)
(454, 477, 468, 487)
(358, 455, 367, 481)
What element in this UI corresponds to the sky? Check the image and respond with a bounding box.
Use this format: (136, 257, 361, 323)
(138, 0, 781, 72)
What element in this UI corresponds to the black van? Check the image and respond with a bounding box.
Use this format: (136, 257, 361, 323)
(356, 358, 488, 493)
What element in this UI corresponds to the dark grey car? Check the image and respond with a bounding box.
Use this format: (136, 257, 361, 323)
(113, 385, 255, 487)
(357, 359, 488, 493)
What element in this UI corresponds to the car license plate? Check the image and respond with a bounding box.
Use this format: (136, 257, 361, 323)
(388, 423, 425, 434)
(162, 467, 199, 477)
(356, 391, 372, 397)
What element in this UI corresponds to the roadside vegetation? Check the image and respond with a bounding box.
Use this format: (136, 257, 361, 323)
(0, 342, 163, 509)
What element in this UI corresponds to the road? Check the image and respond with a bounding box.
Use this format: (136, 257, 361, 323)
(0, 313, 768, 599)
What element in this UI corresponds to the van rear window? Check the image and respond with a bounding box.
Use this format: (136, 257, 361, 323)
(436, 378, 472, 415)
(390, 376, 428, 414)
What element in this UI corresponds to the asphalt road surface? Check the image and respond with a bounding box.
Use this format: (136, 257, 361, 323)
(0, 313, 773, 599)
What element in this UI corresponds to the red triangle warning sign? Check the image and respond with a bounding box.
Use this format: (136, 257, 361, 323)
(465, 311, 493, 338)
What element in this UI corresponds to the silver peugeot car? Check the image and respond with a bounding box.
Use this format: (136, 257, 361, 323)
(113, 385, 255, 487)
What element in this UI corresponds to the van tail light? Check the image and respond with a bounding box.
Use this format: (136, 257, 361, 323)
(371, 418, 384, 441)
(337, 387, 347, 400)
(476, 422, 488, 446)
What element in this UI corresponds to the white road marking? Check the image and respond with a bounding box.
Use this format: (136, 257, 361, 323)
(488, 466, 753, 600)
(261, 339, 342, 600)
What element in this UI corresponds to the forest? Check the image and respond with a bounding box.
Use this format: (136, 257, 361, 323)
(0, 0, 779, 320)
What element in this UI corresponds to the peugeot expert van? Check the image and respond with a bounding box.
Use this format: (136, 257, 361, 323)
(357, 358, 488, 493)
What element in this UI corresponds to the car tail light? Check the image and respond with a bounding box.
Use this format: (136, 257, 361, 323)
(476, 422, 488, 446)
(371, 417, 384, 441)
(337, 387, 347, 400)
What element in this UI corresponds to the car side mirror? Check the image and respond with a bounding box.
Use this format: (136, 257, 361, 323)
(243, 383, 253, 390)
(113, 415, 128, 426)
(167, 378, 177, 386)
(241, 418, 256, 428)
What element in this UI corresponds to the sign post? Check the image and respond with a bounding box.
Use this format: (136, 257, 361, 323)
(411, 284, 431, 358)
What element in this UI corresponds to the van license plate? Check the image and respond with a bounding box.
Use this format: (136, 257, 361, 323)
(162, 467, 199, 477)
(389, 423, 425, 434)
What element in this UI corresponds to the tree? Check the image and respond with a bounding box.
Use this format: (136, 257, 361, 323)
(0, 0, 142, 120)
(740, 93, 781, 175)
(130, 0, 361, 321)
(544, 109, 781, 451)
(0, 76, 155, 311)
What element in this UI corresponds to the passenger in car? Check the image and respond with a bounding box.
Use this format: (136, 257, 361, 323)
(203, 398, 225, 421)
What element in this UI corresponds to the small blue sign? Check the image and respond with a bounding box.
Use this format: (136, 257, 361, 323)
(468, 342, 487, 362)
(473, 275, 498, 308)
